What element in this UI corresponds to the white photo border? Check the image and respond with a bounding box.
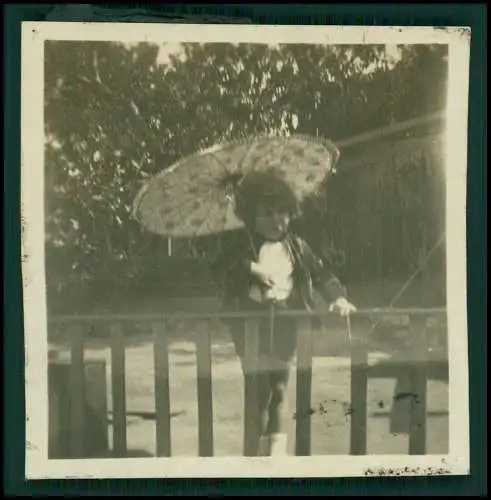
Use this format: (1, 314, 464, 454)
(21, 22, 471, 479)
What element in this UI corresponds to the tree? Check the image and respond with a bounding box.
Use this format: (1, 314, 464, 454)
(44, 40, 448, 304)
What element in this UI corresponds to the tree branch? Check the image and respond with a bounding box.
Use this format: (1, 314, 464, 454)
(90, 49, 167, 159)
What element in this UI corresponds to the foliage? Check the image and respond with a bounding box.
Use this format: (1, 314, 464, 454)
(44, 41, 448, 302)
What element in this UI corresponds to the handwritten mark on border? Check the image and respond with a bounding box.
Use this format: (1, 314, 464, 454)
(364, 459, 451, 477)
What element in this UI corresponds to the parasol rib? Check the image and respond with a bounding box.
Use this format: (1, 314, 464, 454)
(194, 191, 228, 238)
(209, 153, 232, 178)
(148, 170, 223, 224)
(139, 185, 214, 233)
(163, 167, 224, 191)
(181, 202, 220, 236)
(234, 140, 257, 175)
(160, 191, 219, 235)
(156, 177, 217, 211)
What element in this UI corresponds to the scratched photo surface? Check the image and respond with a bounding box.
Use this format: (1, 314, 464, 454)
(22, 23, 471, 479)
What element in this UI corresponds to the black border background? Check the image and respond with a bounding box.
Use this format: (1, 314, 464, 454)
(4, 4, 487, 496)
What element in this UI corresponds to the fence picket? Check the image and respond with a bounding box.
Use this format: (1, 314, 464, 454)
(295, 317, 313, 456)
(243, 318, 259, 456)
(195, 320, 214, 457)
(69, 323, 85, 458)
(110, 322, 127, 457)
(47, 308, 445, 460)
(349, 318, 369, 455)
(153, 320, 172, 457)
(408, 315, 428, 455)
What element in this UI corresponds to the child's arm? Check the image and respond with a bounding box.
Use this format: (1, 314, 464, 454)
(299, 238, 356, 315)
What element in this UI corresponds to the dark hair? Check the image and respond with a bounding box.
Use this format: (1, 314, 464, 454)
(234, 170, 300, 227)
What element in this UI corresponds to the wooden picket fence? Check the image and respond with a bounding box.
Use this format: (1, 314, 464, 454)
(48, 308, 448, 459)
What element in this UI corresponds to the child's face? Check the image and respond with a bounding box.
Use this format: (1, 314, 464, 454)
(253, 203, 291, 241)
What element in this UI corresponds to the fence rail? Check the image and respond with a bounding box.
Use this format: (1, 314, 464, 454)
(48, 308, 448, 459)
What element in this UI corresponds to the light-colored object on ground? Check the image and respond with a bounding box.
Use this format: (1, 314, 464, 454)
(257, 435, 271, 456)
(269, 433, 288, 456)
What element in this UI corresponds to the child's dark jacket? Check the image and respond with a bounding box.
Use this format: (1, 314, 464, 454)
(210, 231, 347, 360)
(211, 231, 347, 310)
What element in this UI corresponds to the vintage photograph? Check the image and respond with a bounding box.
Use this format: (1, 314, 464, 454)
(22, 23, 471, 479)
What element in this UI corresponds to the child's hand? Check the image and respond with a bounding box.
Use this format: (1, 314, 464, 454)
(329, 297, 357, 317)
(249, 261, 275, 287)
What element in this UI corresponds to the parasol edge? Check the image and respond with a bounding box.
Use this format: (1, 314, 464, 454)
(131, 132, 341, 236)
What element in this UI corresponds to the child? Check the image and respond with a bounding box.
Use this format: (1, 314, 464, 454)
(211, 171, 356, 456)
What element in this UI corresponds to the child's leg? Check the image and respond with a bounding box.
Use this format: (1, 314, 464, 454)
(256, 356, 273, 436)
(265, 359, 292, 455)
(267, 359, 292, 435)
(240, 355, 272, 455)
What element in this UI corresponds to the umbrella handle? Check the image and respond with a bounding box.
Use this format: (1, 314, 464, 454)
(346, 314, 352, 345)
(246, 229, 259, 261)
(269, 304, 275, 356)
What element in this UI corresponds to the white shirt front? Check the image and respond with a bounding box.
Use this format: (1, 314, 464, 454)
(249, 241, 294, 303)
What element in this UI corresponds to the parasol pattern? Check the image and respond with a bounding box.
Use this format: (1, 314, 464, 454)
(132, 134, 340, 238)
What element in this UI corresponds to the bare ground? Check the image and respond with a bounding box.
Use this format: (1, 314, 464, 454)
(50, 323, 449, 458)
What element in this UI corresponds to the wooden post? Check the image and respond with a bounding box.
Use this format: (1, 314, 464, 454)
(195, 320, 214, 457)
(49, 356, 109, 459)
(69, 323, 85, 458)
(110, 322, 127, 457)
(84, 360, 109, 456)
(408, 315, 428, 455)
(243, 318, 259, 457)
(295, 317, 313, 456)
(349, 318, 369, 455)
(48, 362, 66, 459)
(153, 320, 172, 457)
